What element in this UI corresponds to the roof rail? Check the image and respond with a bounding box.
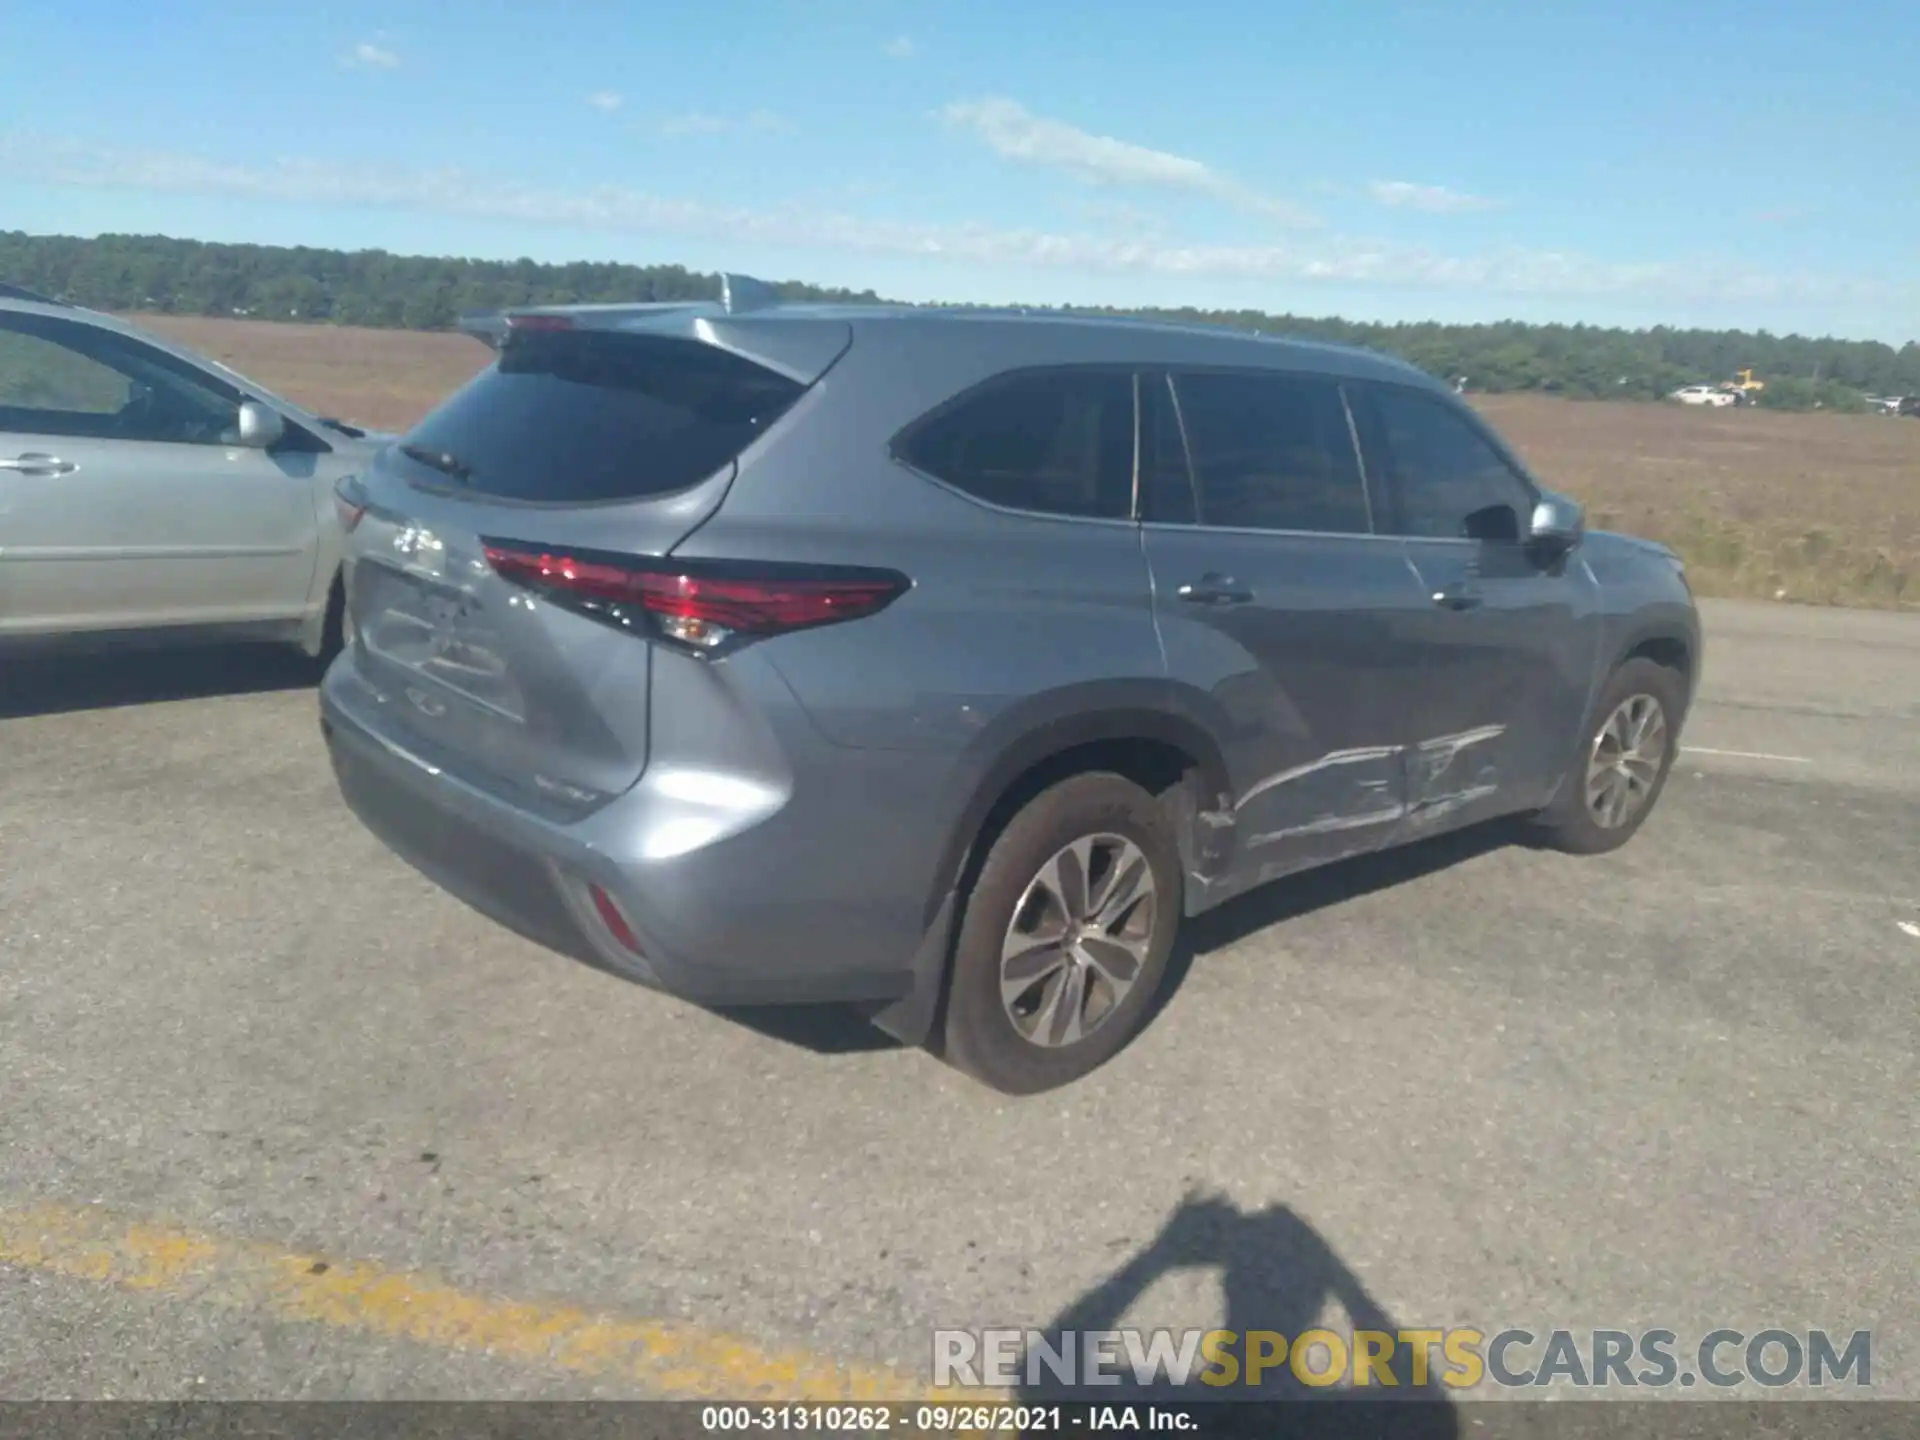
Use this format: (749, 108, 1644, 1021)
(0, 282, 70, 306)
(720, 273, 779, 315)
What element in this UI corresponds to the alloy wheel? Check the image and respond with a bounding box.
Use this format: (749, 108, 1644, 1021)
(1585, 693, 1669, 830)
(999, 833, 1158, 1048)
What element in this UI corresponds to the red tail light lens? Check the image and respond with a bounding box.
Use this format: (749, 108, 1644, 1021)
(480, 541, 909, 653)
(333, 477, 368, 532)
(588, 883, 642, 955)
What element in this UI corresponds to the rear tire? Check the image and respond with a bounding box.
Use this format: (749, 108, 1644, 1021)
(1531, 657, 1684, 855)
(939, 772, 1180, 1095)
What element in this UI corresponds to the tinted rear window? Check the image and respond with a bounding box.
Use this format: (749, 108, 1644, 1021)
(400, 330, 805, 503)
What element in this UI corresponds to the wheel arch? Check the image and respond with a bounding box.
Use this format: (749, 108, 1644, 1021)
(1608, 613, 1700, 721)
(924, 685, 1234, 933)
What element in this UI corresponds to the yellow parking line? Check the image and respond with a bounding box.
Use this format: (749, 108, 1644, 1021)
(0, 1200, 967, 1404)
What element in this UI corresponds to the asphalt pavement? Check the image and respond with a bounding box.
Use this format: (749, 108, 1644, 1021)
(1, 598, 1915, 1406)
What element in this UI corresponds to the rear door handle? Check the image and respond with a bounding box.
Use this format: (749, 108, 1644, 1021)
(1177, 574, 1254, 606)
(1431, 583, 1482, 611)
(0, 453, 77, 476)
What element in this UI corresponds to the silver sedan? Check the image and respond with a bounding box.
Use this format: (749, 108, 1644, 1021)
(0, 288, 394, 659)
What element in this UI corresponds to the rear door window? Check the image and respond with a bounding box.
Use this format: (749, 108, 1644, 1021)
(896, 368, 1136, 520)
(1168, 369, 1372, 534)
(400, 330, 806, 503)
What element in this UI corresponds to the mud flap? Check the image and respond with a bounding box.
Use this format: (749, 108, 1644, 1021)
(864, 889, 958, 1048)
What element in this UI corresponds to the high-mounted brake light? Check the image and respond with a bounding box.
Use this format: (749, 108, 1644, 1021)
(505, 314, 575, 332)
(481, 542, 909, 653)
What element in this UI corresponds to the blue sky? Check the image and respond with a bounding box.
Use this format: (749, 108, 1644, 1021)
(2, 0, 1914, 342)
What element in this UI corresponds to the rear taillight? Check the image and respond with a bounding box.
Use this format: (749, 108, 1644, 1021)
(587, 883, 642, 955)
(333, 475, 367, 532)
(480, 541, 909, 654)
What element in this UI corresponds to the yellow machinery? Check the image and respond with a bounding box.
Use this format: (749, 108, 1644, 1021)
(1727, 368, 1765, 400)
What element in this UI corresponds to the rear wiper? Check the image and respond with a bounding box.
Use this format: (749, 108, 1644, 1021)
(399, 443, 474, 483)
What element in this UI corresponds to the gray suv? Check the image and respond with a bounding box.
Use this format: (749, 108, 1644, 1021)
(321, 282, 1700, 1094)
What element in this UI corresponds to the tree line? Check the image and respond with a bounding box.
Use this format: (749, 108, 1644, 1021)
(5, 230, 1917, 412)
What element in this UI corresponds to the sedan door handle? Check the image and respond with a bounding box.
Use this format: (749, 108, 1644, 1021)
(1431, 583, 1482, 611)
(0, 452, 77, 476)
(1177, 574, 1254, 606)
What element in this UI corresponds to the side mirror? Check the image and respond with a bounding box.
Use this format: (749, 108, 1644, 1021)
(236, 401, 286, 450)
(1527, 492, 1585, 553)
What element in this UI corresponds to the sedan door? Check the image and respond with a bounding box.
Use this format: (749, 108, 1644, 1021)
(1346, 380, 1603, 832)
(0, 313, 324, 635)
(1141, 368, 1432, 900)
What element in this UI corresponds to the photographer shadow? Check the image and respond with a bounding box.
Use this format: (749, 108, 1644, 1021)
(1015, 1194, 1459, 1437)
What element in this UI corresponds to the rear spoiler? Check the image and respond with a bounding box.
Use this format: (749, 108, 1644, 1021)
(456, 273, 782, 351)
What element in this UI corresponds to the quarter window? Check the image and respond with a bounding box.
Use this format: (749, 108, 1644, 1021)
(1167, 370, 1371, 534)
(898, 369, 1135, 520)
(1365, 386, 1534, 542)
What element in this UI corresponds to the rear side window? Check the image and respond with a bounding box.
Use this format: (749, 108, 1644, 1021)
(1169, 370, 1371, 534)
(897, 369, 1135, 520)
(401, 330, 805, 503)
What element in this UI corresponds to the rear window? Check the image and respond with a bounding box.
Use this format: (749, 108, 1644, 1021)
(399, 330, 805, 503)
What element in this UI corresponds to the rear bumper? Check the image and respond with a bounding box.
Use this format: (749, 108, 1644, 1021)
(319, 663, 936, 1015)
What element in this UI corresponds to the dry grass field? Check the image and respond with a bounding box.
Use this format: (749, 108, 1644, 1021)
(130, 314, 1920, 609)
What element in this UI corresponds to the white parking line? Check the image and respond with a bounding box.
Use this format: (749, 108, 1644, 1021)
(1681, 746, 1815, 764)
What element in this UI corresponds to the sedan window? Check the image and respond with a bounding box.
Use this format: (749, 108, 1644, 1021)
(0, 325, 130, 418)
(0, 314, 246, 447)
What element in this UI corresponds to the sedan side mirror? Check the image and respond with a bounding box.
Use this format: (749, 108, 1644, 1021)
(236, 401, 286, 450)
(1527, 493, 1585, 554)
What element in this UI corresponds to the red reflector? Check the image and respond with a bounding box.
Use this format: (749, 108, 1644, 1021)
(506, 313, 574, 332)
(588, 883, 641, 954)
(481, 543, 908, 638)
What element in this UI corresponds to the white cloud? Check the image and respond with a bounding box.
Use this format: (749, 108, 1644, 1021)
(942, 96, 1319, 228)
(586, 91, 623, 113)
(344, 41, 400, 70)
(884, 35, 918, 59)
(1369, 180, 1500, 214)
(656, 110, 789, 137)
(0, 132, 1898, 314)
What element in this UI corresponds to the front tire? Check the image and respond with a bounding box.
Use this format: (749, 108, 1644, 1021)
(940, 773, 1180, 1095)
(1531, 657, 1684, 855)
(317, 575, 353, 665)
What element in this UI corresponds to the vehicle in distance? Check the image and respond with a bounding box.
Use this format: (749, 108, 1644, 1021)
(1669, 384, 1738, 407)
(0, 289, 394, 658)
(320, 282, 1701, 1094)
